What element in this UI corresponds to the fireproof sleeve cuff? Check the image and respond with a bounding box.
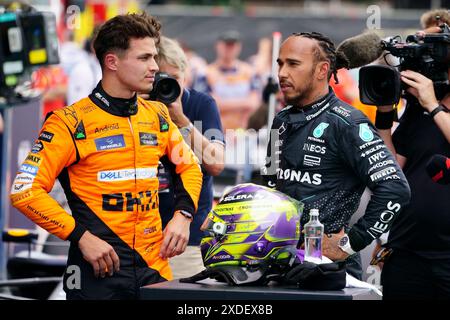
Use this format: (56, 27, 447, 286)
(67, 222, 87, 244)
(347, 228, 367, 252)
(174, 198, 196, 216)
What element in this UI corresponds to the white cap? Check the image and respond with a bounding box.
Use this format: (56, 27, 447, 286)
(309, 209, 319, 216)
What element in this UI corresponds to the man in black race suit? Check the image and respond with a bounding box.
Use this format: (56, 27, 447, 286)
(263, 32, 411, 279)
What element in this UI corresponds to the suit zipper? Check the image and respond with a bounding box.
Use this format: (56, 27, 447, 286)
(127, 117, 138, 250)
(128, 116, 139, 291)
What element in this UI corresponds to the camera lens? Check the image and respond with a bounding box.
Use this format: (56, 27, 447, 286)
(370, 76, 394, 101)
(159, 81, 175, 97)
(148, 72, 181, 105)
(359, 65, 401, 105)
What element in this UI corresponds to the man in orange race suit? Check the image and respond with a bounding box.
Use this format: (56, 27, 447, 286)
(10, 12, 202, 300)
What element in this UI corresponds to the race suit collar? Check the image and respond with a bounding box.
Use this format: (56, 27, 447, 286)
(287, 88, 335, 121)
(297, 88, 334, 112)
(89, 82, 138, 117)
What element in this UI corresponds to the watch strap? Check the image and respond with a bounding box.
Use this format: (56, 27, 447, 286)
(430, 104, 448, 118)
(176, 209, 193, 221)
(179, 122, 193, 137)
(339, 235, 356, 255)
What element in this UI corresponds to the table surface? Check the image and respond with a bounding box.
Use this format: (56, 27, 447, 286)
(140, 278, 381, 300)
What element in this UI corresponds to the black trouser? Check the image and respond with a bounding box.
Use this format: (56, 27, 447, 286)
(63, 246, 166, 300)
(345, 253, 363, 280)
(381, 249, 450, 300)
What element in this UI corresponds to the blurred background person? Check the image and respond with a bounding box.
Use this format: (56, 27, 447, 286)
(65, 29, 102, 105)
(180, 42, 208, 92)
(248, 37, 273, 96)
(156, 36, 225, 279)
(32, 65, 68, 120)
(202, 30, 261, 131)
(247, 80, 284, 131)
(419, 8, 450, 33)
(60, 27, 102, 105)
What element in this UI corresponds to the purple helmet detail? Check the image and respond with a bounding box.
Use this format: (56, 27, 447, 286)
(200, 183, 304, 268)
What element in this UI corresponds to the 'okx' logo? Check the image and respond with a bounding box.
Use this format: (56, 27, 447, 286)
(102, 190, 158, 212)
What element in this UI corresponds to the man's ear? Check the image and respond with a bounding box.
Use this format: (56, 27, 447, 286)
(316, 61, 330, 81)
(104, 53, 119, 71)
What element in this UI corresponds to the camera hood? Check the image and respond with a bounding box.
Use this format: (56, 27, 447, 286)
(359, 65, 402, 106)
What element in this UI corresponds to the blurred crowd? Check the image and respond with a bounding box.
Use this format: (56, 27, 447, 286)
(28, 26, 374, 127)
(21, 23, 375, 181)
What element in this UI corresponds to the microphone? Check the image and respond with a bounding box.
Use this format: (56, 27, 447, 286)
(426, 154, 450, 185)
(336, 32, 384, 69)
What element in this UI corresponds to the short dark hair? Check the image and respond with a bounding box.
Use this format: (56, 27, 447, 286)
(93, 12, 161, 68)
(292, 32, 348, 84)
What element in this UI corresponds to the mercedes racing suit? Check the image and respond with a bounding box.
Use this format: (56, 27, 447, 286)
(10, 83, 203, 299)
(263, 89, 410, 276)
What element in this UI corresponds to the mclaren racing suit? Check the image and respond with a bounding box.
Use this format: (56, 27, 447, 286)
(263, 89, 410, 273)
(10, 84, 202, 299)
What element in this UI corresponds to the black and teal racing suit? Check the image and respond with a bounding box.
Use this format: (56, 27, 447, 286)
(263, 89, 410, 278)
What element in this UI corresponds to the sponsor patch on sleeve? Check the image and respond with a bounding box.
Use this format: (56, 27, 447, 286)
(370, 167, 398, 182)
(11, 182, 32, 194)
(38, 131, 54, 142)
(31, 141, 44, 153)
(13, 172, 35, 184)
(25, 154, 42, 165)
(19, 163, 39, 176)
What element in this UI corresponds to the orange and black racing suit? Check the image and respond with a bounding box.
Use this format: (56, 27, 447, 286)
(10, 84, 202, 299)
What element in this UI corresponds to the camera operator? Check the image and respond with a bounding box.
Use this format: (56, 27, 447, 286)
(155, 36, 225, 279)
(374, 10, 450, 299)
(418, 9, 450, 36)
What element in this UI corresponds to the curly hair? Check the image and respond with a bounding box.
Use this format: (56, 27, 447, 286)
(292, 32, 348, 84)
(420, 9, 450, 29)
(93, 12, 161, 68)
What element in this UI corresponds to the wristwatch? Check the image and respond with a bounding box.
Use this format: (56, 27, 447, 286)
(338, 234, 356, 255)
(429, 104, 449, 118)
(176, 209, 193, 221)
(179, 122, 193, 140)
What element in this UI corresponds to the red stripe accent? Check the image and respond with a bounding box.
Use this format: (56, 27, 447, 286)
(446, 158, 450, 169)
(433, 171, 444, 183)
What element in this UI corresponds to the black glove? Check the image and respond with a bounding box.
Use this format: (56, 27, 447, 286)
(283, 260, 347, 291)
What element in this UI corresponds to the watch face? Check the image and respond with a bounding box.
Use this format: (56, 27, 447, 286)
(339, 236, 349, 247)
